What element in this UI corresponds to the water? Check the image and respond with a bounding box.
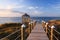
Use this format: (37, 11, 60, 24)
(31, 17, 60, 22)
(0, 17, 22, 24)
(0, 17, 60, 24)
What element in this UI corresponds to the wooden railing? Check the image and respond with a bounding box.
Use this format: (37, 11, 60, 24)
(0, 21, 36, 40)
(42, 21, 60, 40)
(0, 29, 20, 40)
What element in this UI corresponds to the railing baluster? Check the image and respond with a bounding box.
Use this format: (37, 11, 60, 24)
(50, 26, 55, 40)
(45, 23, 48, 34)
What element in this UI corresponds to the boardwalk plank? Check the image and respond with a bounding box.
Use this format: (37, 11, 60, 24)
(27, 23, 49, 40)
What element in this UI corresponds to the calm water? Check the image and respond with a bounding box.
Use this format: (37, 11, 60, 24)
(31, 17, 60, 22)
(0, 17, 22, 24)
(0, 17, 60, 24)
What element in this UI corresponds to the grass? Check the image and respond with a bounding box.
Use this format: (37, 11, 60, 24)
(48, 20, 60, 40)
(0, 22, 32, 40)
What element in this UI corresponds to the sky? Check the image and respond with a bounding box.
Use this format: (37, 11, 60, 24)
(0, 0, 60, 17)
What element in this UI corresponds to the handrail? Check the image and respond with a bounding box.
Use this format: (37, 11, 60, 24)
(42, 22, 60, 40)
(53, 34, 59, 40)
(0, 29, 20, 40)
(15, 35, 20, 40)
(53, 29, 60, 35)
(47, 26, 60, 40)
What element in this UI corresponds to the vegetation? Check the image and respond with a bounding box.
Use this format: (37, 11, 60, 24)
(48, 20, 60, 40)
(0, 23, 22, 39)
(0, 22, 33, 40)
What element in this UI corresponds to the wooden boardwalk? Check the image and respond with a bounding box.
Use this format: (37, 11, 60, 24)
(27, 23, 49, 40)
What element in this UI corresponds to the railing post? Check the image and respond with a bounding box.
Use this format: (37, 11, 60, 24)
(51, 25, 55, 40)
(42, 20, 46, 29)
(32, 23, 34, 29)
(31, 22, 33, 30)
(21, 24, 26, 40)
(31, 23, 32, 31)
(29, 23, 31, 33)
(45, 22, 48, 34)
(21, 27, 23, 40)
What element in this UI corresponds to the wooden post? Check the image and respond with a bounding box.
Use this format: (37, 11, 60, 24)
(21, 24, 26, 40)
(30, 21, 33, 32)
(31, 23, 32, 31)
(51, 25, 55, 40)
(32, 23, 33, 29)
(31, 23, 33, 30)
(21, 26, 23, 40)
(42, 20, 45, 28)
(29, 23, 31, 33)
(32, 22, 35, 29)
(45, 23, 48, 34)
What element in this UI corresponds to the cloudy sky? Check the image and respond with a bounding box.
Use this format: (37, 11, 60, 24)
(0, 0, 60, 17)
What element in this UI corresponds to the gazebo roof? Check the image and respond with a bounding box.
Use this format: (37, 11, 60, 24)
(22, 13, 30, 17)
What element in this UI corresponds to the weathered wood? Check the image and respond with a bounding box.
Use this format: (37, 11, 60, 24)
(27, 23, 49, 40)
(21, 27, 23, 40)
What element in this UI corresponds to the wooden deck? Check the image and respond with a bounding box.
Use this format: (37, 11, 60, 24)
(27, 23, 49, 40)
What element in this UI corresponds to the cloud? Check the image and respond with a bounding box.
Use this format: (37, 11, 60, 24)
(14, 5, 25, 8)
(0, 5, 12, 9)
(51, 3, 60, 10)
(0, 0, 25, 10)
(0, 4, 25, 10)
(54, 5, 60, 10)
(30, 10, 43, 16)
(0, 0, 43, 17)
(28, 6, 38, 10)
(0, 10, 24, 17)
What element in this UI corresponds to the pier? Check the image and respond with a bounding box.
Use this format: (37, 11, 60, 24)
(27, 23, 49, 40)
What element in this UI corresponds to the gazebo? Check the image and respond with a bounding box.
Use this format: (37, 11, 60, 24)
(22, 13, 30, 24)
